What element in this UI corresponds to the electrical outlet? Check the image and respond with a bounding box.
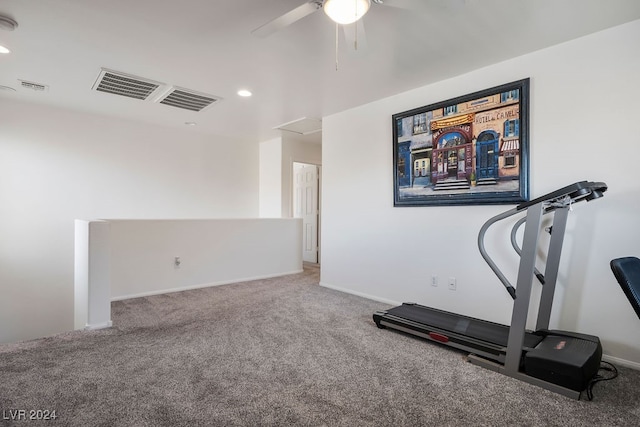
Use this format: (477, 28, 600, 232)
(448, 277, 456, 290)
(174, 256, 181, 268)
(431, 275, 438, 287)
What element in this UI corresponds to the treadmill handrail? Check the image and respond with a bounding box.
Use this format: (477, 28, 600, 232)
(479, 181, 607, 300)
(478, 207, 520, 299)
(511, 216, 545, 284)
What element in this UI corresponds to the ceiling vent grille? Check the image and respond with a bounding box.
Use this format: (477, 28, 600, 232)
(155, 87, 221, 112)
(92, 68, 163, 100)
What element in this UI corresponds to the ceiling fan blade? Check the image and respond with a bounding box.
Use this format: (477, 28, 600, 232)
(251, 1, 322, 38)
(342, 20, 368, 53)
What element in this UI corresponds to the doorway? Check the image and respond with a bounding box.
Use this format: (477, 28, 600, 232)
(476, 130, 499, 180)
(293, 162, 320, 264)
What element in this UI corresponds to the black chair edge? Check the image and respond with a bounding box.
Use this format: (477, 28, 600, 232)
(610, 256, 640, 320)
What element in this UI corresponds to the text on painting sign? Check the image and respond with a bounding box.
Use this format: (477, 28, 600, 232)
(432, 124, 471, 141)
(474, 106, 519, 124)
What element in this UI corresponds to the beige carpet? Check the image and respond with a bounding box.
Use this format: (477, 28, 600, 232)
(1, 266, 639, 426)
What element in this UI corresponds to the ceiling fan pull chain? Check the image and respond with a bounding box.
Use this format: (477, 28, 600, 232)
(354, 22, 358, 50)
(354, 0, 358, 50)
(335, 22, 339, 71)
(353, 22, 358, 51)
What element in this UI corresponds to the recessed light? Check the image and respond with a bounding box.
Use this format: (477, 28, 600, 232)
(237, 89, 252, 97)
(185, 122, 197, 126)
(0, 45, 10, 54)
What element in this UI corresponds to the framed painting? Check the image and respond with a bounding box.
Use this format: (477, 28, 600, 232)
(393, 79, 530, 206)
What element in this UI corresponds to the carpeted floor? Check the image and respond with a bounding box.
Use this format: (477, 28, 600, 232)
(1, 266, 640, 426)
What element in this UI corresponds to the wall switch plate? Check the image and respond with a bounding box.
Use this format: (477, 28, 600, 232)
(448, 277, 456, 290)
(431, 275, 438, 286)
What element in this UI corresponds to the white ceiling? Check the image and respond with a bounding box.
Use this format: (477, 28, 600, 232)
(1, 0, 639, 144)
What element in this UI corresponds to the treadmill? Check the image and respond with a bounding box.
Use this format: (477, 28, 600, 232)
(373, 181, 608, 399)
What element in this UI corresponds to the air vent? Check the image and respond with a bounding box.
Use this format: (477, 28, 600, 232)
(19, 80, 49, 92)
(275, 117, 322, 135)
(155, 87, 221, 112)
(92, 68, 163, 100)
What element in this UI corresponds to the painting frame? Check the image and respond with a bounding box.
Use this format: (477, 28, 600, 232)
(393, 78, 530, 207)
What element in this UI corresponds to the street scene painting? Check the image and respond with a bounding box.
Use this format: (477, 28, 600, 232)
(393, 79, 530, 206)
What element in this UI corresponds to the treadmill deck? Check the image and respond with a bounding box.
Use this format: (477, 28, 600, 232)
(375, 303, 543, 360)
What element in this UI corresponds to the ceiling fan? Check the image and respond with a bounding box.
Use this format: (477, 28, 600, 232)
(251, 0, 464, 69)
(251, 0, 463, 39)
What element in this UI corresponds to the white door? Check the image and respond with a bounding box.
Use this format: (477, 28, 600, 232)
(294, 163, 318, 263)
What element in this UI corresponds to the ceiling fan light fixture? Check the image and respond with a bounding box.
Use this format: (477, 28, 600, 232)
(323, 0, 371, 25)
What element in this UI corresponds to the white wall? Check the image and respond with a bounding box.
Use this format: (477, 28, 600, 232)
(321, 20, 640, 365)
(259, 137, 283, 218)
(108, 219, 302, 300)
(74, 220, 112, 330)
(0, 100, 258, 343)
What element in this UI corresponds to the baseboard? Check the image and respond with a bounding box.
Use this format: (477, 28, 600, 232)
(85, 320, 112, 330)
(319, 281, 401, 307)
(603, 354, 640, 371)
(111, 270, 304, 301)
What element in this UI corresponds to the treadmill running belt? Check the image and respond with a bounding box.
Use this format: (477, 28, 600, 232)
(386, 304, 542, 349)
